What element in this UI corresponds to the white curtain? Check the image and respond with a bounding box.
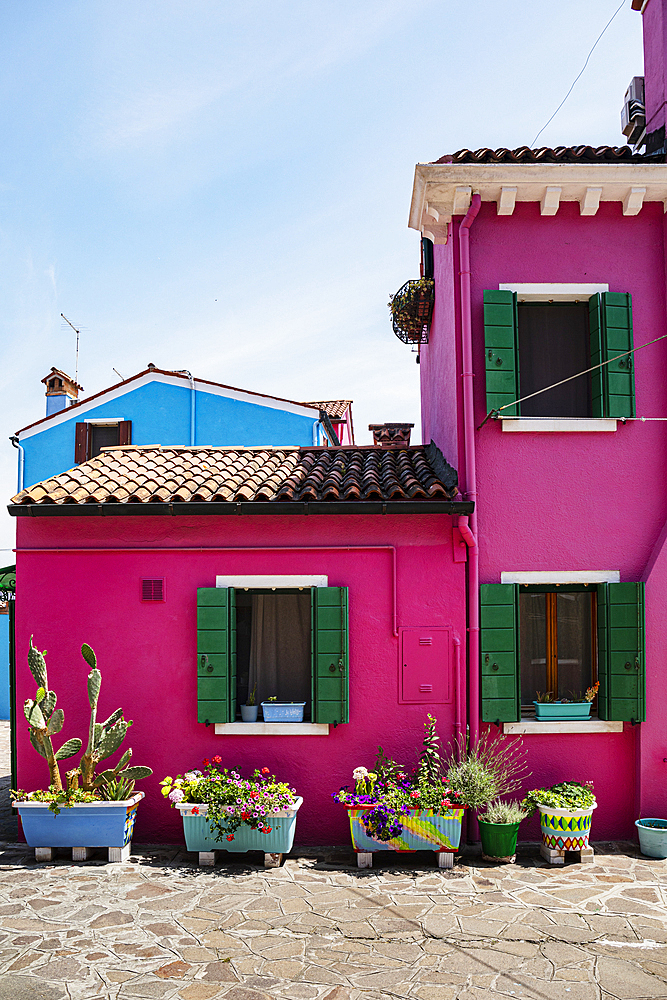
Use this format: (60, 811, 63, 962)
(248, 593, 310, 705)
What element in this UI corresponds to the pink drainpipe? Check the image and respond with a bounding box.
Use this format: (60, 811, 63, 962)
(458, 192, 482, 747)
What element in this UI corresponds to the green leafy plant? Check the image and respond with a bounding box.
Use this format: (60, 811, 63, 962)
(246, 684, 257, 707)
(267, 696, 277, 703)
(522, 781, 596, 817)
(98, 775, 137, 801)
(535, 691, 555, 703)
(445, 732, 529, 810)
(9, 785, 100, 815)
(388, 277, 435, 341)
(478, 799, 528, 825)
(15, 638, 152, 803)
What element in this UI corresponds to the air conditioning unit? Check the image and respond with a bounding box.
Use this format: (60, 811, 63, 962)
(621, 76, 646, 145)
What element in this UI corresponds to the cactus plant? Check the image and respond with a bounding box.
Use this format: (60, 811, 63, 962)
(24, 637, 82, 791)
(23, 638, 152, 797)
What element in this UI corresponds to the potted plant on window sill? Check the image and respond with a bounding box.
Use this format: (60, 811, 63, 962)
(162, 760, 302, 867)
(388, 277, 435, 344)
(533, 683, 599, 722)
(240, 684, 258, 723)
(12, 638, 152, 863)
(477, 799, 528, 863)
(522, 780, 597, 865)
(261, 696, 306, 723)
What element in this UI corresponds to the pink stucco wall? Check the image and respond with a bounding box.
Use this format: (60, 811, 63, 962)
(14, 512, 466, 846)
(424, 200, 667, 839)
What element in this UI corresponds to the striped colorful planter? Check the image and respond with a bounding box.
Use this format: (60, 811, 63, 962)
(176, 797, 302, 854)
(538, 804, 597, 851)
(346, 806, 466, 854)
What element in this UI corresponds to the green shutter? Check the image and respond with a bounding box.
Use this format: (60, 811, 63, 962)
(484, 290, 519, 416)
(480, 584, 520, 723)
(197, 587, 236, 724)
(597, 582, 645, 722)
(312, 587, 349, 724)
(589, 292, 635, 418)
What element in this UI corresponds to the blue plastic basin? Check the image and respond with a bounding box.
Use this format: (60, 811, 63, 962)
(636, 818, 667, 859)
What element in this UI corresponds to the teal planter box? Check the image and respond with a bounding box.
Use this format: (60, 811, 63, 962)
(533, 701, 592, 722)
(176, 797, 302, 853)
(261, 702, 305, 722)
(636, 818, 667, 858)
(14, 793, 144, 848)
(346, 806, 466, 853)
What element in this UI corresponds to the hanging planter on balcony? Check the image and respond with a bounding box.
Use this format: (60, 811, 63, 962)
(389, 277, 434, 344)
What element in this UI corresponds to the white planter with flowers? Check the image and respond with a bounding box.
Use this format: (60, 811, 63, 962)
(162, 758, 301, 868)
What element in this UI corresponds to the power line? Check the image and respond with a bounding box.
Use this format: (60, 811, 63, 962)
(531, 0, 626, 148)
(478, 331, 667, 429)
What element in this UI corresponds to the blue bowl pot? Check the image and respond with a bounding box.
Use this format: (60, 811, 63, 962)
(176, 798, 302, 853)
(636, 818, 667, 859)
(14, 793, 144, 848)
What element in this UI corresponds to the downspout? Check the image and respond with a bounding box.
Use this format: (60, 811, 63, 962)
(188, 372, 195, 446)
(459, 192, 482, 747)
(10, 436, 24, 493)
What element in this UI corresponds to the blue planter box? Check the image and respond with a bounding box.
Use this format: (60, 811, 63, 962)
(14, 793, 144, 848)
(176, 797, 302, 853)
(533, 701, 592, 721)
(261, 702, 306, 722)
(346, 806, 466, 853)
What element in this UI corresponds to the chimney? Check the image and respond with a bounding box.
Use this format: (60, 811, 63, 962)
(41, 367, 83, 416)
(633, 0, 667, 154)
(368, 423, 414, 448)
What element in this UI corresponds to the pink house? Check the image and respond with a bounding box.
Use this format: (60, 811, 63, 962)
(9, 444, 471, 845)
(407, 0, 667, 839)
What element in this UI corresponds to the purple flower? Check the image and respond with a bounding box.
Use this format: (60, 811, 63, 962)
(168, 788, 185, 804)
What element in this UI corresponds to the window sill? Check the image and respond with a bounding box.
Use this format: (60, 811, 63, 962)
(501, 418, 618, 433)
(502, 719, 623, 735)
(214, 722, 330, 736)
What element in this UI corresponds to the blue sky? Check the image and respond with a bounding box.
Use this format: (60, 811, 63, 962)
(0, 0, 644, 553)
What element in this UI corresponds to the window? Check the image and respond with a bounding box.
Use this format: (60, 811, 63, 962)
(75, 421, 132, 463)
(484, 291, 635, 419)
(519, 588, 594, 705)
(480, 581, 645, 725)
(196, 585, 349, 726)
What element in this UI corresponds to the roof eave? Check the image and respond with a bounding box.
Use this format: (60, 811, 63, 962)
(8, 500, 472, 518)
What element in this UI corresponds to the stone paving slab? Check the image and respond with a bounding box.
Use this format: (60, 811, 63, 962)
(0, 841, 665, 1000)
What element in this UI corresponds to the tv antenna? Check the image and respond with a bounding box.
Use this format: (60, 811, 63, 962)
(60, 313, 81, 387)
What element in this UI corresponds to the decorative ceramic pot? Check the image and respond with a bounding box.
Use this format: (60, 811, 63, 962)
(261, 702, 306, 722)
(240, 704, 258, 722)
(176, 797, 303, 854)
(533, 701, 592, 721)
(14, 792, 144, 851)
(635, 818, 667, 859)
(538, 803, 597, 852)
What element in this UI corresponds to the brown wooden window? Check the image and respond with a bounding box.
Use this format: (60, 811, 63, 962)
(75, 421, 131, 463)
(519, 587, 597, 707)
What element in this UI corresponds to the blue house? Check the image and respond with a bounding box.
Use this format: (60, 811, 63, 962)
(12, 366, 354, 490)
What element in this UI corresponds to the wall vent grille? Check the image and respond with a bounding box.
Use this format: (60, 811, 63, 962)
(142, 578, 165, 602)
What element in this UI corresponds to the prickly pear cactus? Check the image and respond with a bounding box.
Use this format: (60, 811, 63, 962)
(24, 637, 82, 791)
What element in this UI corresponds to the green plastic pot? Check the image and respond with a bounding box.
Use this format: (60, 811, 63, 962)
(478, 818, 521, 860)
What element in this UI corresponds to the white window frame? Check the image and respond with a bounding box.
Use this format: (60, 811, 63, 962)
(496, 283, 618, 433)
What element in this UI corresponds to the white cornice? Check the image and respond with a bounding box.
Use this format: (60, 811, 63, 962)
(409, 161, 667, 242)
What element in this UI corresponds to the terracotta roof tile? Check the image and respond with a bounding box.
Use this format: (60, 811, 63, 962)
(10, 444, 459, 508)
(303, 400, 352, 419)
(436, 145, 658, 165)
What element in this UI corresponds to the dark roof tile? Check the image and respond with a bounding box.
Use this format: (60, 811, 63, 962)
(436, 145, 659, 165)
